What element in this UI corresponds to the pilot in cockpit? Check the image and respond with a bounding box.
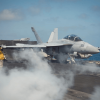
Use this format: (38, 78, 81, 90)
(64, 34, 82, 41)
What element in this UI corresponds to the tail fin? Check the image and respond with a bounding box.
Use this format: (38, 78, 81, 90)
(48, 28, 58, 42)
(48, 32, 54, 42)
(54, 28, 58, 40)
(31, 27, 43, 44)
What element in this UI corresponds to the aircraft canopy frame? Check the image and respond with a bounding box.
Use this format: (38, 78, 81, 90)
(64, 34, 82, 41)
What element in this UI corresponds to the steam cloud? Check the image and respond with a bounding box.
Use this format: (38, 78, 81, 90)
(54, 53, 100, 100)
(0, 49, 100, 100)
(0, 49, 74, 100)
(74, 62, 100, 100)
(74, 63, 100, 74)
(90, 86, 100, 100)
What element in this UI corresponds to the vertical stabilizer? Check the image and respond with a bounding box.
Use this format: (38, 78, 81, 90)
(54, 28, 58, 40)
(48, 32, 54, 42)
(31, 27, 43, 44)
(48, 28, 58, 42)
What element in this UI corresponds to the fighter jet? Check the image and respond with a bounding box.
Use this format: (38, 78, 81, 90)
(1, 27, 100, 63)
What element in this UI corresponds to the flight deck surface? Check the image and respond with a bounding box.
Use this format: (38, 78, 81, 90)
(2, 60, 100, 100)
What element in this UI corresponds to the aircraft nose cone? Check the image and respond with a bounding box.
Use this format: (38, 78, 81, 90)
(86, 46, 100, 54)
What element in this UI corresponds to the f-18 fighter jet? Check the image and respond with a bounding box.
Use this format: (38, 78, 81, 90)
(2, 27, 99, 63)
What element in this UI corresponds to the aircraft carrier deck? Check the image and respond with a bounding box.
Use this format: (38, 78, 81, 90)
(0, 40, 100, 100)
(1, 60, 100, 100)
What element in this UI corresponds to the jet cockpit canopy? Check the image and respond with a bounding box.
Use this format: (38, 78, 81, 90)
(63, 34, 82, 41)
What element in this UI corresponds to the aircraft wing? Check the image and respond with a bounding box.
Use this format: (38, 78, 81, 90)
(1, 44, 46, 48)
(1, 42, 73, 49)
(46, 43, 73, 47)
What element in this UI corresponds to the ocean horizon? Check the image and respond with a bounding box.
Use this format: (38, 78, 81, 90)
(85, 52, 100, 61)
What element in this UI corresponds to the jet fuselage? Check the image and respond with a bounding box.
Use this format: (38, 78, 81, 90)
(45, 39, 99, 56)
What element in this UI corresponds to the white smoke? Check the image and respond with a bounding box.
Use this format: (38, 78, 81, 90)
(74, 63, 100, 100)
(0, 49, 74, 100)
(90, 87, 100, 100)
(74, 63, 100, 74)
(1, 49, 100, 100)
(57, 53, 68, 63)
